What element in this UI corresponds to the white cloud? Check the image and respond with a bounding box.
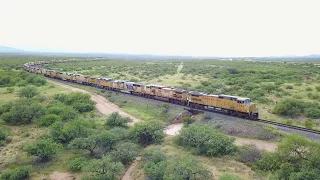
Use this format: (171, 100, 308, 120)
(0, 0, 319, 56)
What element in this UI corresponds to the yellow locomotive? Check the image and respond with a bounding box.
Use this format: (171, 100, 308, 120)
(23, 60, 259, 119)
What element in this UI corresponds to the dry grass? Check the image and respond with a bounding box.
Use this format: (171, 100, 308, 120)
(0, 126, 46, 170)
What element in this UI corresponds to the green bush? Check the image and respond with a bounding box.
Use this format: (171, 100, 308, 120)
(25, 139, 62, 162)
(304, 119, 313, 129)
(238, 145, 262, 166)
(69, 157, 88, 171)
(83, 155, 124, 180)
(254, 134, 320, 178)
(18, 85, 39, 98)
(0, 128, 11, 146)
(0, 166, 30, 180)
(272, 99, 305, 117)
(316, 86, 320, 91)
(177, 124, 237, 157)
(105, 112, 130, 128)
(54, 93, 95, 113)
(6, 87, 15, 93)
(109, 127, 130, 140)
(307, 92, 319, 100)
(71, 102, 94, 113)
(50, 119, 95, 144)
(37, 114, 62, 127)
(306, 87, 313, 91)
(285, 85, 294, 89)
(46, 105, 78, 120)
(130, 121, 164, 146)
(2, 99, 45, 125)
(304, 108, 320, 119)
(183, 117, 194, 126)
(110, 142, 140, 165)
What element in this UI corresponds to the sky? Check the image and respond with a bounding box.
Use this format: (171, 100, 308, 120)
(0, 0, 319, 57)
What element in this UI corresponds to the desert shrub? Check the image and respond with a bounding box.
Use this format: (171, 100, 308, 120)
(272, 99, 305, 117)
(254, 134, 320, 178)
(307, 92, 319, 100)
(83, 155, 124, 180)
(130, 121, 164, 146)
(289, 168, 320, 180)
(37, 114, 62, 127)
(69, 157, 88, 171)
(177, 124, 237, 156)
(2, 99, 45, 125)
(285, 85, 294, 89)
(25, 74, 46, 86)
(69, 130, 118, 155)
(0, 75, 11, 87)
(0, 128, 11, 146)
(110, 142, 140, 165)
(105, 112, 130, 128)
(238, 145, 262, 166)
(46, 104, 78, 120)
(50, 119, 95, 144)
(263, 83, 277, 92)
(54, 92, 95, 113)
(183, 117, 194, 126)
(306, 87, 312, 91)
(285, 120, 293, 125)
(164, 155, 211, 180)
(304, 119, 313, 129)
(142, 148, 211, 180)
(0, 166, 31, 180)
(25, 139, 62, 162)
(109, 127, 130, 140)
(304, 108, 320, 119)
(228, 68, 239, 74)
(6, 87, 15, 93)
(71, 102, 94, 113)
(18, 85, 39, 98)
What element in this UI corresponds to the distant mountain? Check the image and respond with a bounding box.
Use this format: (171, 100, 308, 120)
(305, 54, 320, 58)
(0, 46, 24, 53)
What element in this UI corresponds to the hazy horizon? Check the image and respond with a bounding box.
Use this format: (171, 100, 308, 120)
(1, 0, 320, 57)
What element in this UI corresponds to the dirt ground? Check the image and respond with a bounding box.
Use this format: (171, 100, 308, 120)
(48, 80, 141, 125)
(164, 123, 184, 136)
(49, 171, 77, 180)
(234, 137, 278, 152)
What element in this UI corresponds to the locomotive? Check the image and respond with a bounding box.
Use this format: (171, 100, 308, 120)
(23, 59, 259, 119)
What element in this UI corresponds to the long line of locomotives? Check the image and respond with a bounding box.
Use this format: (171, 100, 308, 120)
(23, 59, 259, 119)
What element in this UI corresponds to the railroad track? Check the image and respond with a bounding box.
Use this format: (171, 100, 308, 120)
(46, 77, 320, 135)
(256, 119, 320, 134)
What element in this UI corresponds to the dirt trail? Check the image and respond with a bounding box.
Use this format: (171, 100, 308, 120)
(176, 61, 184, 73)
(50, 171, 76, 180)
(234, 137, 278, 152)
(48, 80, 141, 125)
(121, 156, 142, 180)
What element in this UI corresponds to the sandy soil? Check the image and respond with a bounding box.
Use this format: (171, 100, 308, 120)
(164, 123, 184, 136)
(48, 80, 141, 125)
(49, 171, 76, 180)
(234, 137, 278, 152)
